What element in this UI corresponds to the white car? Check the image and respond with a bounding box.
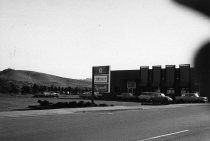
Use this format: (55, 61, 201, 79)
(175, 93, 208, 103)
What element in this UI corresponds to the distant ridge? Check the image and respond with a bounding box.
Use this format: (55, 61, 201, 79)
(0, 68, 91, 88)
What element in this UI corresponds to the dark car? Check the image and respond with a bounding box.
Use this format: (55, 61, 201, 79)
(138, 92, 154, 102)
(138, 92, 173, 104)
(116, 93, 137, 101)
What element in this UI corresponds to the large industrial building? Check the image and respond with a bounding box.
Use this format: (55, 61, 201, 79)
(110, 64, 200, 98)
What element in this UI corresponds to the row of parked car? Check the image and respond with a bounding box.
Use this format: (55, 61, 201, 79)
(79, 91, 208, 105)
(116, 92, 172, 104)
(79, 91, 102, 99)
(33, 92, 60, 97)
(117, 92, 208, 104)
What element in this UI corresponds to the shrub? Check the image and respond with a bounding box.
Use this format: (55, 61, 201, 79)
(69, 101, 77, 108)
(78, 101, 85, 107)
(84, 102, 91, 107)
(54, 102, 68, 108)
(33, 100, 111, 110)
(38, 100, 50, 106)
(99, 104, 108, 107)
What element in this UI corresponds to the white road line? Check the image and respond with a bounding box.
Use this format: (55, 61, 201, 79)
(138, 130, 189, 141)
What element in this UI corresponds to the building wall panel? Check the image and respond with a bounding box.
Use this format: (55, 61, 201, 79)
(165, 65, 175, 87)
(179, 64, 190, 87)
(152, 66, 161, 87)
(140, 66, 149, 87)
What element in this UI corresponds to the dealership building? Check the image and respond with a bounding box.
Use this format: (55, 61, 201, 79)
(110, 64, 199, 97)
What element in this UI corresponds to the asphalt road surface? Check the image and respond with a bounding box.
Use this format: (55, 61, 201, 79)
(1, 104, 210, 141)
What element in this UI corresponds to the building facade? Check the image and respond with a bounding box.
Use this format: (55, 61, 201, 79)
(110, 64, 199, 97)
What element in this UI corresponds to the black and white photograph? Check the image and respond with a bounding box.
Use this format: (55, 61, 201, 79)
(0, 0, 210, 140)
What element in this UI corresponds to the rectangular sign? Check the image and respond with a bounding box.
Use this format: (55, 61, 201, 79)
(94, 84, 108, 93)
(94, 75, 108, 83)
(93, 66, 110, 74)
(93, 66, 110, 93)
(127, 81, 136, 88)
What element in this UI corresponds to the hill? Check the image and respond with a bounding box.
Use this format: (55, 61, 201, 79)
(0, 68, 91, 88)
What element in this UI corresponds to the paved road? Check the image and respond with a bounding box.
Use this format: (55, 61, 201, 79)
(1, 104, 210, 141)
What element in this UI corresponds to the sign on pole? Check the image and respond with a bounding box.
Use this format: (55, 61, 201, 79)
(93, 66, 110, 93)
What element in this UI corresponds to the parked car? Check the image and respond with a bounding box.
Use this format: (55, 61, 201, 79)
(138, 92, 154, 102)
(175, 93, 208, 103)
(138, 92, 173, 104)
(116, 93, 137, 101)
(33, 91, 59, 97)
(165, 89, 176, 100)
(79, 91, 102, 99)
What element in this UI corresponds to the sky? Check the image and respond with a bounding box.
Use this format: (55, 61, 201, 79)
(0, 0, 210, 79)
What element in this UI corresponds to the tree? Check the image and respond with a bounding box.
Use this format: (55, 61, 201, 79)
(39, 85, 47, 92)
(32, 84, 40, 94)
(9, 82, 20, 93)
(21, 85, 31, 94)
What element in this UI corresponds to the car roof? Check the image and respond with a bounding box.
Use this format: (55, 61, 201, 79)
(121, 93, 133, 95)
(141, 92, 163, 94)
(185, 92, 197, 94)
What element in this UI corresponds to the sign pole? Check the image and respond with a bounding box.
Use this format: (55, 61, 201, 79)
(92, 67, 94, 104)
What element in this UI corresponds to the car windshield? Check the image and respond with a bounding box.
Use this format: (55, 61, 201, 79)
(192, 93, 199, 97)
(142, 92, 153, 95)
(182, 94, 187, 97)
(160, 93, 165, 97)
(122, 93, 132, 96)
(182, 93, 199, 97)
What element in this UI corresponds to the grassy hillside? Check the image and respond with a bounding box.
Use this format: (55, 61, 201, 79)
(0, 69, 91, 88)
